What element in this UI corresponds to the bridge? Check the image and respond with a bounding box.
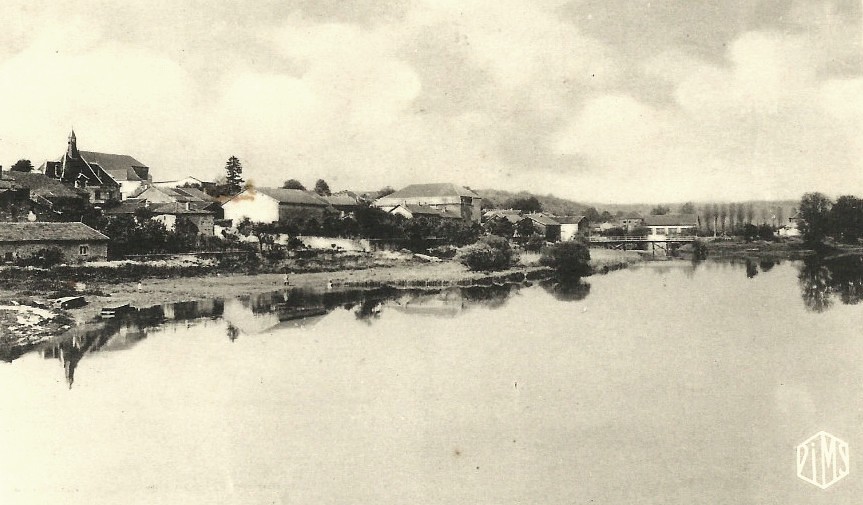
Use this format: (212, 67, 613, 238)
(588, 235, 697, 254)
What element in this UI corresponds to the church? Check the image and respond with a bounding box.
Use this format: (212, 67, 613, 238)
(42, 130, 152, 203)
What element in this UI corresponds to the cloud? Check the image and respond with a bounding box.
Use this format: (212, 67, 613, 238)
(0, 0, 861, 203)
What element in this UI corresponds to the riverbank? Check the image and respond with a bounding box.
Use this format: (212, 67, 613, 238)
(0, 247, 643, 358)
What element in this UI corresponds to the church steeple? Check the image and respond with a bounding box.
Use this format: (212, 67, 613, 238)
(67, 129, 79, 159)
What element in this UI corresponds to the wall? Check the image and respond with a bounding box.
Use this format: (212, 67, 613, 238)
(0, 241, 108, 263)
(223, 192, 279, 223)
(278, 204, 331, 224)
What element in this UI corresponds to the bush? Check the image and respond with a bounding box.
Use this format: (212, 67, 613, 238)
(539, 241, 591, 279)
(459, 236, 518, 271)
(524, 235, 545, 252)
(691, 239, 709, 260)
(15, 248, 66, 268)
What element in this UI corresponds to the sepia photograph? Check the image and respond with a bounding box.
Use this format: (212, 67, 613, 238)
(1, 1, 862, 503)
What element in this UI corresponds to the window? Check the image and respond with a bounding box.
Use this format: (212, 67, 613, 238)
(94, 190, 101, 200)
(655, 227, 667, 235)
(79, 245, 89, 256)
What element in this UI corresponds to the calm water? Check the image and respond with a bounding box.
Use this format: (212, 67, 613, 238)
(1, 257, 863, 504)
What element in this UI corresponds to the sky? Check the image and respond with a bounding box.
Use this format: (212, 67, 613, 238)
(0, 0, 861, 203)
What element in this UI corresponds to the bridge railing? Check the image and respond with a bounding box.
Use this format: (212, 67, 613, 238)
(588, 235, 697, 242)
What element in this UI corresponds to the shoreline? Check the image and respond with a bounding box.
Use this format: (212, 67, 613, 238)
(0, 248, 644, 359)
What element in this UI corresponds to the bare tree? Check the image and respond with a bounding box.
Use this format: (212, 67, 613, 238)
(728, 203, 737, 232)
(702, 205, 714, 234)
(735, 203, 745, 231)
(745, 203, 755, 224)
(719, 204, 729, 234)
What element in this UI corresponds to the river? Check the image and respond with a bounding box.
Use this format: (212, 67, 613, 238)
(1, 257, 862, 504)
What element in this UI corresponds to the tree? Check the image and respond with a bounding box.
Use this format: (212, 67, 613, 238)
(314, 179, 331, 196)
(798, 192, 833, 245)
(515, 218, 536, 239)
(224, 156, 244, 195)
(377, 186, 395, 198)
(745, 203, 755, 225)
(735, 203, 745, 232)
(504, 196, 542, 213)
(539, 241, 592, 279)
(583, 207, 601, 223)
(702, 205, 714, 234)
(10, 159, 34, 172)
(719, 204, 729, 234)
(829, 195, 863, 244)
(599, 210, 614, 222)
(484, 217, 515, 238)
(679, 202, 695, 214)
(650, 205, 670, 215)
(282, 179, 306, 190)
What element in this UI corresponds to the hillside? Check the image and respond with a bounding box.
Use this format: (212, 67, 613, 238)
(476, 189, 589, 216)
(478, 188, 801, 226)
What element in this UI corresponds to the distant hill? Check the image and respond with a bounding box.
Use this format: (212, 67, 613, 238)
(476, 189, 589, 216)
(478, 188, 801, 226)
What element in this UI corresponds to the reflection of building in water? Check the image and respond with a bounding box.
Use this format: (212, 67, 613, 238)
(222, 297, 328, 335)
(390, 289, 465, 318)
(38, 298, 226, 388)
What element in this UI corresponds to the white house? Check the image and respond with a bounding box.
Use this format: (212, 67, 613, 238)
(222, 187, 333, 224)
(643, 214, 698, 240)
(778, 212, 801, 237)
(558, 215, 588, 241)
(373, 183, 482, 223)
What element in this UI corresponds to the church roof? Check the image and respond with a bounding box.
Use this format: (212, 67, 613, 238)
(79, 151, 149, 182)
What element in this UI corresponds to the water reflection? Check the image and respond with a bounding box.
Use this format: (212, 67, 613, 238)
(36, 284, 528, 387)
(40, 299, 224, 388)
(798, 255, 863, 312)
(539, 278, 591, 301)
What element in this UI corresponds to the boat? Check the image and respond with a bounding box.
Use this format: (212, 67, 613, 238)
(53, 296, 87, 310)
(100, 301, 134, 319)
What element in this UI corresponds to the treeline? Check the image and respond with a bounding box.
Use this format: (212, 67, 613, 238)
(797, 192, 863, 245)
(243, 205, 481, 249)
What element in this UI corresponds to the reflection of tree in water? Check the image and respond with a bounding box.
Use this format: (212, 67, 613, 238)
(226, 324, 240, 342)
(797, 255, 863, 312)
(460, 284, 518, 309)
(539, 279, 591, 302)
(759, 259, 777, 272)
(745, 259, 758, 278)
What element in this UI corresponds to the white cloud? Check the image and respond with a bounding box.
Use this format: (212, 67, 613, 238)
(1, 1, 861, 202)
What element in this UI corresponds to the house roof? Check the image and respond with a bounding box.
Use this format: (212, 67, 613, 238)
(104, 199, 146, 215)
(378, 183, 480, 201)
(526, 213, 561, 226)
(0, 222, 108, 242)
(622, 211, 643, 219)
(79, 151, 148, 181)
(321, 194, 359, 207)
(172, 187, 216, 202)
(556, 215, 586, 225)
(1, 171, 88, 199)
(643, 214, 698, 226)
(151, 202, 213, 215)
(484, 210, 525, 224)
(253, 188, 330, 206)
